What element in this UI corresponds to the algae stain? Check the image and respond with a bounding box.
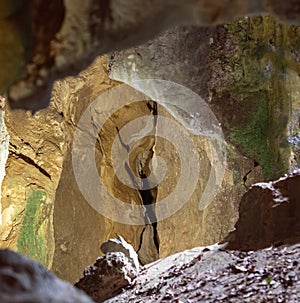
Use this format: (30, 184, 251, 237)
(225, 16, 292, 179)
(230, 95, 275, 179)
(17, 190, 47, 265)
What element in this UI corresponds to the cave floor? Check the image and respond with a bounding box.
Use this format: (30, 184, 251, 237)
(104, 243, 300, 303)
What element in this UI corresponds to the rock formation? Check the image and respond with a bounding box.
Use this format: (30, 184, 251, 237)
(103, 243, 300, 302)
(0, 0, 299, 110)
(75, 252, 137, 303)
(75, 237, 139, 302)
(109, 16, 300, 181)
(226, 170, 300, 250)
(0, 14, 299, 283)
(100, 236, 140, 273)
(0, 248, 94, 303)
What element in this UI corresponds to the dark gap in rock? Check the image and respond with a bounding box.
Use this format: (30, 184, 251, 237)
(116, 101, 160, 260)
(138, 176, 159, 254)
(142, 101, 159, 253)
(243, 160, 260, 187)
(9, 148, 51, 180)
(136, 226, 146, 264)
(146, 101, 157, 117)
(243, 171, 250, 186)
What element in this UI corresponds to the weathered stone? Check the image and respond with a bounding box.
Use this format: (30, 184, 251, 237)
(1, 17, 299, 284)
(136, 224, 159, 265)
(0, 248, 94, 303)
(100, 236, 140, 273)
(109, 16, 300, 181)
(108, 23, 272, 258)
(104, 244, 300, 303)
(226, 170, 300, 250)
(75, 252, 137, 303)
(1, 0, 299, 110)
(1, 57, 144, 281)
(0, 97, 9, 229)
(0, 97, 67, 267)
(52, 58, 150, 283)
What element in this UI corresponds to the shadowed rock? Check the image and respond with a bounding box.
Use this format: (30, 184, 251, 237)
(226, 170, 300, 250)
(1, 0, 299, 110)
(75, 252, 137, 303)
(0, 249, 94, 303)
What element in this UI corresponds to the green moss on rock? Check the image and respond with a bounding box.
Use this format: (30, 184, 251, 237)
(17, 190, 47, 265)
(224, 16, 292, 179)
(230, 94, 275, 178)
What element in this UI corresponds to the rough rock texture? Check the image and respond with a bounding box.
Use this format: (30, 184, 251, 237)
(110, 16, 300, 180)
(108, 16, 300, 260)
(0, 57, 152, 282)
(1, 17, 299, 283)
(0, 57, 122, 276)
(0, 248, 94, 303)
(51, 79, 156, 282)
(0, 97, 68, 267)
(1, 0, 300, 110)
(100, 236, 140, 273)
(226, 170, 300, 250)
(75, 252, 137, 303)
(104, 244, 300, 303)
(0, 97, 9, 227)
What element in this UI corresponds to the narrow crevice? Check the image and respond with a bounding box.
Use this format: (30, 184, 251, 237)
(243, 170, 251, 187)
(138, 174, 159, 254)
(116, 101, 160, 259)
(9, 144, 51, 180)
(136, 226, 146, 263)
(140, 101, 159, 254)
(243, 160, 260, 187)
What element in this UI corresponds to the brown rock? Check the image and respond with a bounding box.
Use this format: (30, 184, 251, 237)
(75, 252, 137, 303)
(0, 249, 94, 303)
(51, 79, 152, 282)
(1, 19, 299, 284)
(226, 170, 300, 250)
(1, 0, 299, 110)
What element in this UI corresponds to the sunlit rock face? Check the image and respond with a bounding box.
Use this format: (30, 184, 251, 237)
(51, 75, 154, 282)
(0, 0, 299, 110)
(109, 17, 300, 181)
(108, 16, 300, 259)
(0, 32, 245, 281)
(0, 17, 299, 284)
(0, 57, 115, 269)
(0, 100, 67, 268)
(0, 99, 9, 229)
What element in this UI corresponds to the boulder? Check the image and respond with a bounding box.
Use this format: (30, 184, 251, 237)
(0, 249, 94, 303)
(226, 170, 300, 250)
(75, 252, 137, 303)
